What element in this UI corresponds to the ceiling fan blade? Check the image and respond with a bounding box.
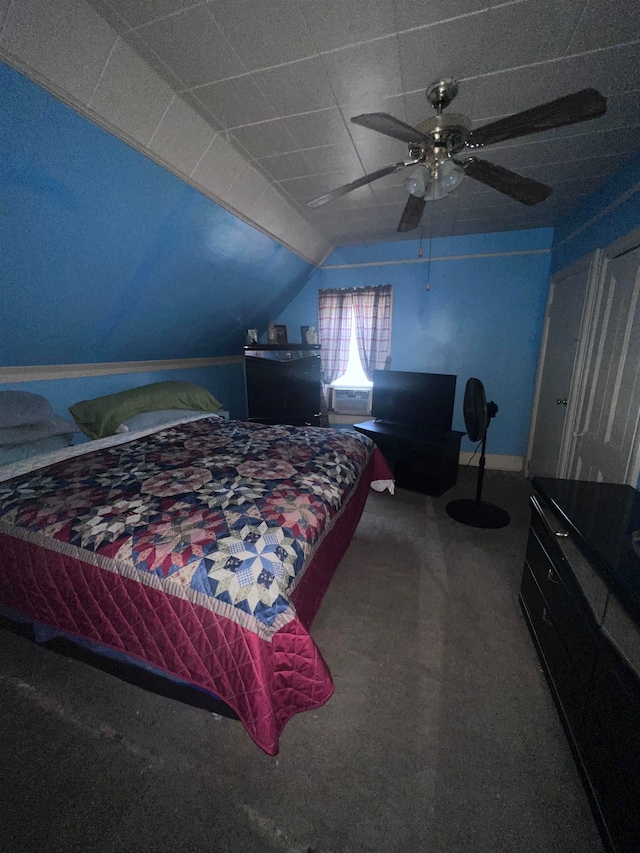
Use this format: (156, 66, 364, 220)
(461, 158, 552, 205)
(468, 88, 606, 148)
(351, 112, 427, 144)
(306, 160, 419, 208)
(397, 194, 426, 232)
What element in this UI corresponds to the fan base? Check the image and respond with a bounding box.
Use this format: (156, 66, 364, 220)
(445, 499, 510, 529)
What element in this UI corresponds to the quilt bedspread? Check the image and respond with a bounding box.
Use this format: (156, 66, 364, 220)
(0, 419, 382, 753)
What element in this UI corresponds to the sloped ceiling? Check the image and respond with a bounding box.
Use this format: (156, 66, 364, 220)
(83, 0, 640, 246)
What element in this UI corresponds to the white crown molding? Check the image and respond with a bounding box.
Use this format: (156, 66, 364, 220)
(321, 248, 550, 269)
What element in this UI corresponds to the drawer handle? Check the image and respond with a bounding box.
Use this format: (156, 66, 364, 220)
(541, 607, 553, 626)
(555, 531, 569, 538)
(547, 567, 559, 584)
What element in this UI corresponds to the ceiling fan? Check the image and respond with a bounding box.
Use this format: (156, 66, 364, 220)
(306, 79, 607, 232)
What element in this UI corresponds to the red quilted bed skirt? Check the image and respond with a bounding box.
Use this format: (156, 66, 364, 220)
(0, 449, 390, 754)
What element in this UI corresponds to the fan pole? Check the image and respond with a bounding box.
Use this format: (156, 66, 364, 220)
(445, 422, 510, 529)
(475, 433, 487, 506)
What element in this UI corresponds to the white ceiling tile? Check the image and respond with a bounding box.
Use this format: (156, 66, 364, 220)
(0, 0, 10, 30)
(1, 0, 117, 104)
(303, 143, 363, 175)
(148, 96, 216, 175)
(250, 184, 292, 230)
(278, 171, 355, 199)
(224, 164, 271, 212)
(90, 37, 174, 145)
(180, 90, 223, 128)
(321, 37, 404, 105)
(372, 184, 413, 206)
(394, 0, 487, 31)
(120, 28, 187, 90)
(196, 75, 277, 126)
(567, 0, 640, 53)
(355, 135, 410, 170)
(550, 43, 640, 98)
(191, 134, 248, 196)
(253, 57, 337, 114)
(66, 0, 640, 244)
(525, 126, 640, 165)
(259, 151, 319, 181)
(398, 15, 489, 93)
(136, 5, 245, 88)
(284, 108, 353, 149)
(301, 0, 396, 51)
(100, 0, 196, 28)
(481, 0, 586, 75)
(211, 0, 315, 70)
(520, 155, 620, 184)
(471, 66, 555, 124)
(231, 120, 300, 158)
(84, 0, 131, 33)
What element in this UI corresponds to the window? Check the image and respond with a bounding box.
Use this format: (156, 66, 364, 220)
(331, 316, 372, 389)
(317, 285, 392, 389)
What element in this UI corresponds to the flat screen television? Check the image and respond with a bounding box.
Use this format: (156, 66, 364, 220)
(371, 370, 456, 432)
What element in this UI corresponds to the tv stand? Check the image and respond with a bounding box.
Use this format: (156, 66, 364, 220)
(353, 420, 464, 497)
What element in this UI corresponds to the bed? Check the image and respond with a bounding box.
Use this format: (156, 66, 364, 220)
(0, 414, 392, 754)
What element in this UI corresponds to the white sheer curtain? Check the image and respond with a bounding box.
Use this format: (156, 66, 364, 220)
(318, 285, 392, 385)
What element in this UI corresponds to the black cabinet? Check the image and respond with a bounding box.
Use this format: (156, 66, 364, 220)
(353, 419, 463, 497)
(520, 479, 640, 853)
(244, 345, 322, 427)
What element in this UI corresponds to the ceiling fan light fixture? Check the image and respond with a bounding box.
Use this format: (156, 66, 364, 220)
(438, 158, 465, 192)
(423, 177, 448, 201)
(404, 164, 429, 197)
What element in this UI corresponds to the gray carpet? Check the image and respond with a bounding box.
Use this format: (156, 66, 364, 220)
(0, 468, 603, 852)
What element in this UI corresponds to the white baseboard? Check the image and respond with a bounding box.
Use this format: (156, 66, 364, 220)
(459, 452, 523, 472)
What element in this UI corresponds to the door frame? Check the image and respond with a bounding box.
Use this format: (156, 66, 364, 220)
(525, 251, 602, 478)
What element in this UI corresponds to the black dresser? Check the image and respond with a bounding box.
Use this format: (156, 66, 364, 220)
(244, 344, 322, 427)
(353, 419, 463, 497)
(520, 477, 640, 852)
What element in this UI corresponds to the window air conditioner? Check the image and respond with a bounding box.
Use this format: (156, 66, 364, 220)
(331, 388, 372, 415)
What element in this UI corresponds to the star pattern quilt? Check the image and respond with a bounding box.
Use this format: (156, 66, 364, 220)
(0, 418, 391, 753)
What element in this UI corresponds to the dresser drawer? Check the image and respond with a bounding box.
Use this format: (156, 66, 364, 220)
(578, 706, 640, 853)
(520, 565, 586, 733)
(525, 527, 597, 681)
(587, 633, 640, 799)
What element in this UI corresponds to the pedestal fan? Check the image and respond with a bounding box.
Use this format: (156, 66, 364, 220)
(446, 378, 510, 529)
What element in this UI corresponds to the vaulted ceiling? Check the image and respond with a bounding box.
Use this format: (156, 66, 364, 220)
(47, 1, 640, 245)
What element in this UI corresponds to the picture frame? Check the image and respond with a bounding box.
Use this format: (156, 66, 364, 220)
(246, 328, 258, 344)
(274, 324, 288, 344)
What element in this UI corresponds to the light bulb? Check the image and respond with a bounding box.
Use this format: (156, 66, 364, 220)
(403, 165, 428, 198)
(438, 159, 465, 192)
(424, 173, 448, 201)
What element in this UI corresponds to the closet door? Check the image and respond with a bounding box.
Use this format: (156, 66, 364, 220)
(568, 247, 640, 485)
(528, 256, 598, 478)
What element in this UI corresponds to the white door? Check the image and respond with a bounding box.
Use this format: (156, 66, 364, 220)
(569, 247, 640, 484)
(528, 259, 596, 478)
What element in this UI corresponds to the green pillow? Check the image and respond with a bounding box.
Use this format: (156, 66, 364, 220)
(70, 381, 222, 439)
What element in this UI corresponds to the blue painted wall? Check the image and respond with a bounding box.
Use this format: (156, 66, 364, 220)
(0, 62, 314, 368)
(277, 229, 553, 456)
(551, 151, 640, 273)
(0, 364, 247, 440)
